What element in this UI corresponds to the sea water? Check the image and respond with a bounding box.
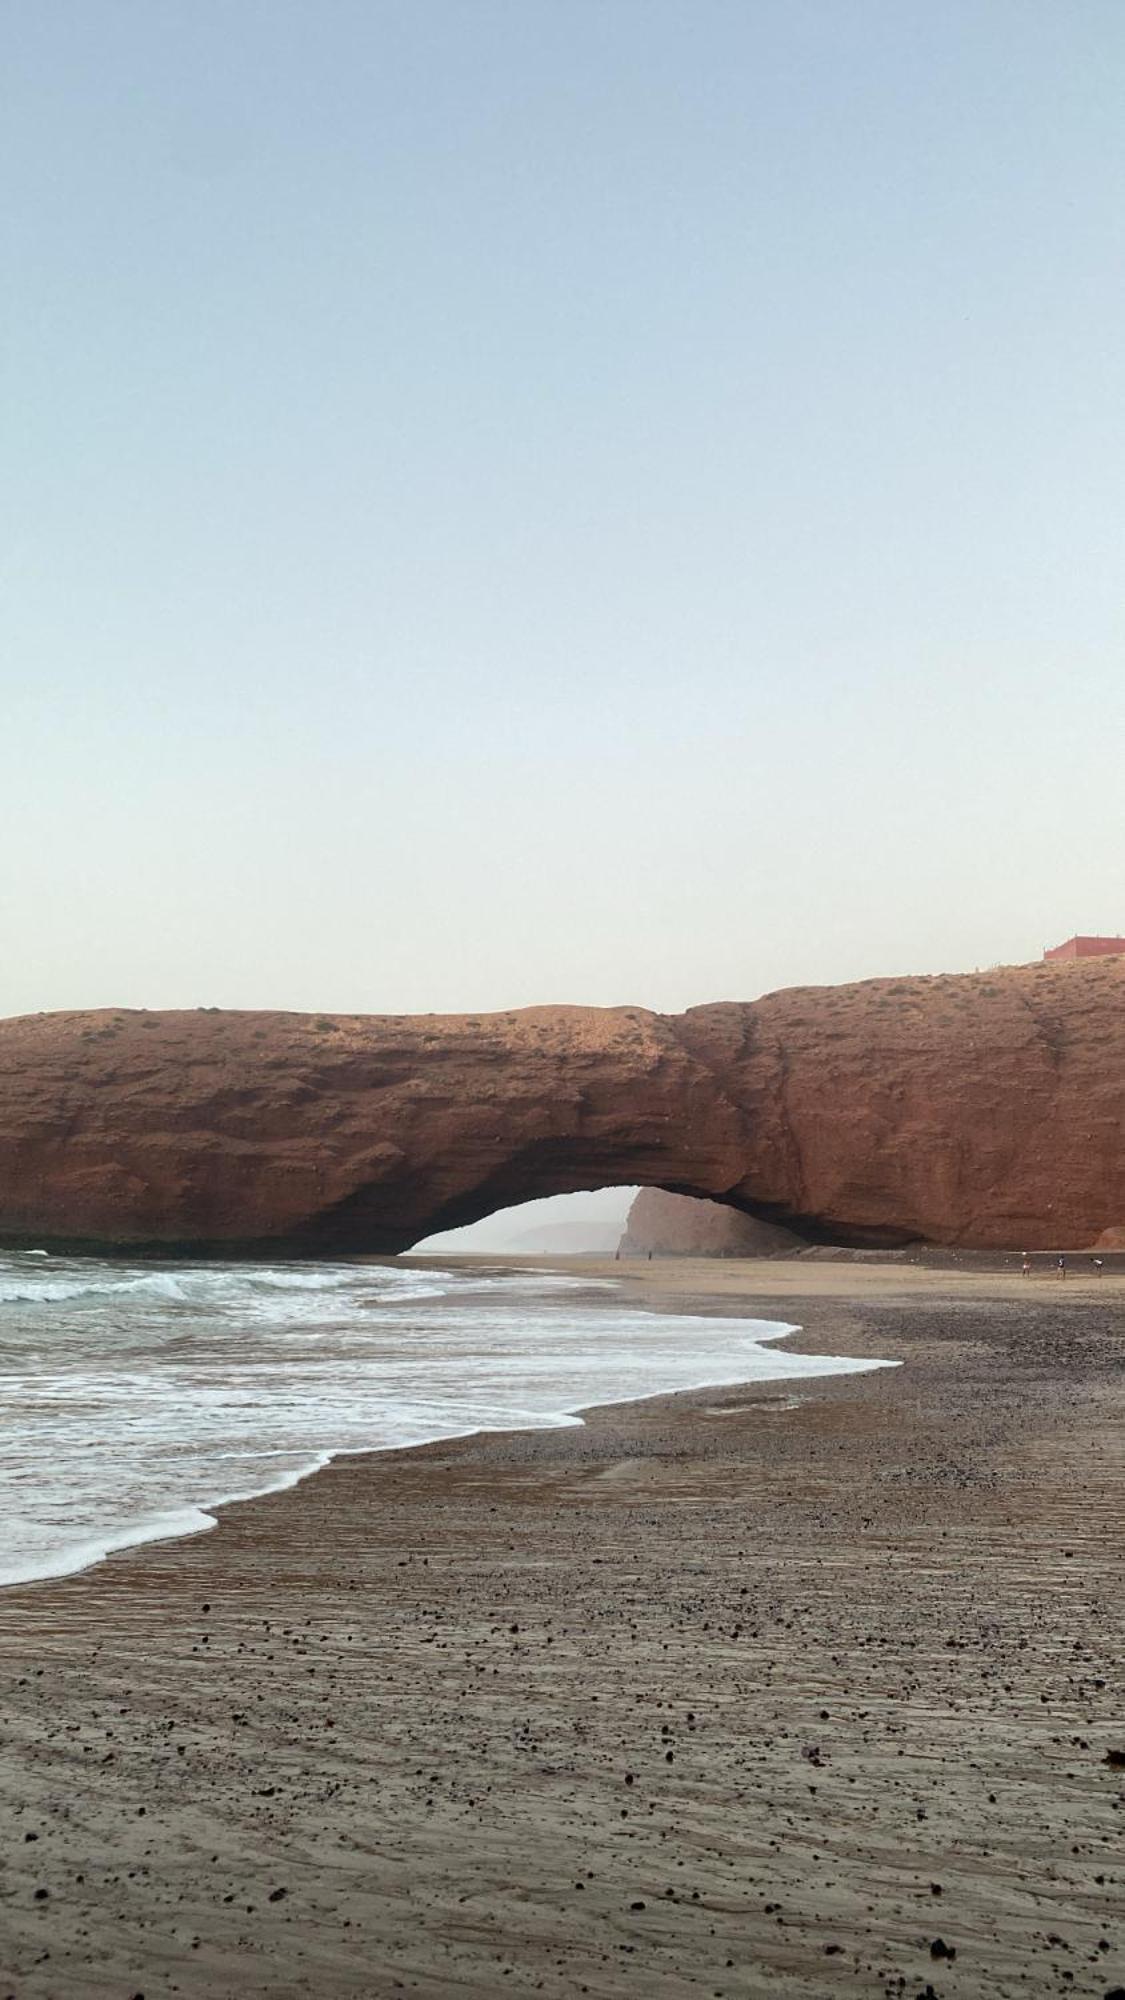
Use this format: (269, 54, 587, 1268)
(0, 1251, 893, 1587)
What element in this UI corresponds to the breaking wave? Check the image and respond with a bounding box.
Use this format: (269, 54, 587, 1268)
(0, 1250, 895, 1588)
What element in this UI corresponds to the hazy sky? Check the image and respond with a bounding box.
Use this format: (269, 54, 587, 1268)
(4, 1, 1123, 1021)
(419, 1182, 637, 1254)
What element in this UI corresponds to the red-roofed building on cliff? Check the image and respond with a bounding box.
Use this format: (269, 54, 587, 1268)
(1044, 935, 1125, 961)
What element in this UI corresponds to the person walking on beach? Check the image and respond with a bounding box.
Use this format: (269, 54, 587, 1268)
(1057, 1253, 1067, 1280)
(1021, 1251, 1031, 1277)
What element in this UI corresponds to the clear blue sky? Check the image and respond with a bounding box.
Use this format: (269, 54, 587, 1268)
(3, 1, 1123, 1018)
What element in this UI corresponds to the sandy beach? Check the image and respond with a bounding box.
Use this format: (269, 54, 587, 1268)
(1, 1256, 1122, 1999)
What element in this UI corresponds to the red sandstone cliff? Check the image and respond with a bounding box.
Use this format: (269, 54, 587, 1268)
(0, 958, 1120, 1253)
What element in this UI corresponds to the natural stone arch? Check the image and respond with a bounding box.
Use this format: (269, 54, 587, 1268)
(0, 958, 1120, 1253)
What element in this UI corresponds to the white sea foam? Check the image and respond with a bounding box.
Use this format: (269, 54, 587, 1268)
(0, 1252, 895, 1587)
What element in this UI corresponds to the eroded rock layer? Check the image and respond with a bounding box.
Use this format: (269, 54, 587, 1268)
(0, 958, 1120, 1253)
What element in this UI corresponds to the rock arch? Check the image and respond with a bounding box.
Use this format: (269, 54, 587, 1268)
(0, 957, 1120, 1253)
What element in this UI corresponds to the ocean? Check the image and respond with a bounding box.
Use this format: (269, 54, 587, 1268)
(0, 1251, 892, 1588)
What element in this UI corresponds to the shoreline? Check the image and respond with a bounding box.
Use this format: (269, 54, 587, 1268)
(0, 1256, 884, 1594)
(1, 1257, 1121, 1998)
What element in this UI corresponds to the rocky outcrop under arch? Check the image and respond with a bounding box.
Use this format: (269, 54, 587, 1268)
(620, 1189, 806, 1256)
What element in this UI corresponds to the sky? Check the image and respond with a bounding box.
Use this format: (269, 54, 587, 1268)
(418, 1182, 636, 1254)
(3, 0, 1123, 1022)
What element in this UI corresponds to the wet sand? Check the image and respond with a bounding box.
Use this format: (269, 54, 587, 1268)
(0, 1258, 1122, 1999)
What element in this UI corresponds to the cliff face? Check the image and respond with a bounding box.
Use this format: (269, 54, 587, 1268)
(620, 1188, 805, 1257)
(0, 957, 1120, 1254)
